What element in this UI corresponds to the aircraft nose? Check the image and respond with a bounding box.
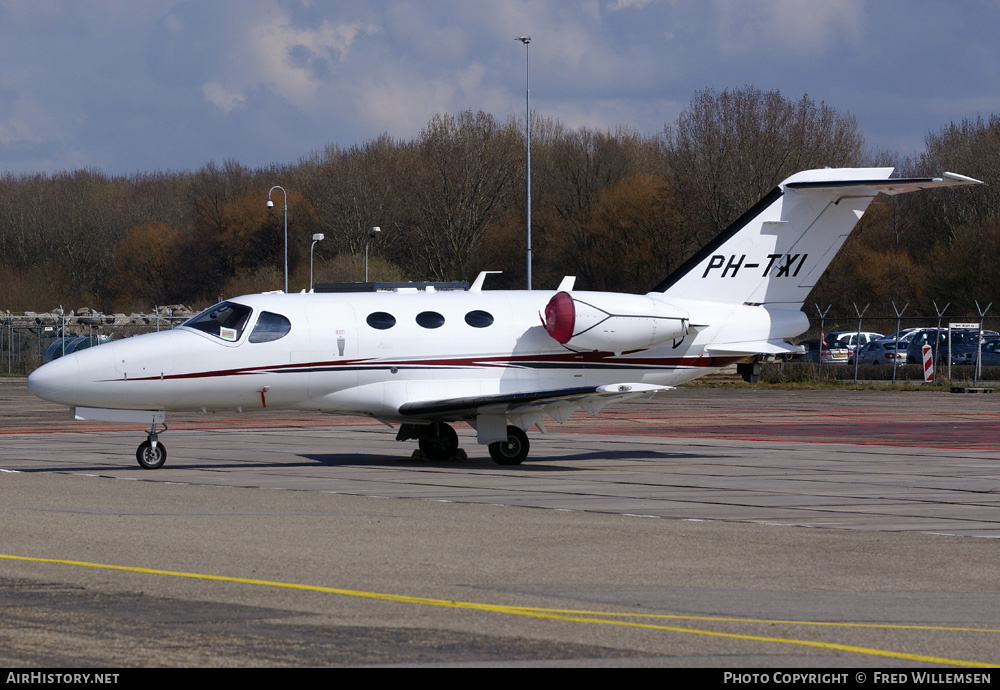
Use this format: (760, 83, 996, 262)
(27, 355, 82, 407)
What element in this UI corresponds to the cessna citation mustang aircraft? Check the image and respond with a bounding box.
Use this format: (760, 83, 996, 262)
(28, 167, 980, 469)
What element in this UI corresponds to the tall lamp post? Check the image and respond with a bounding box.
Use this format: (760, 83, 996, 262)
(516, 35, 532, 290)
(266, 185, 288, 293)
(365, 226, 381, 282)
(309, 233, 324, 291)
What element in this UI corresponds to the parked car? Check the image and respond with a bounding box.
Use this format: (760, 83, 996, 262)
(904, 329, 983, 366)
(853, 340, 908, 366)
(825, 331, 884, 354)
(876, 328, 921, 346)
(42, 335, 113, 363)
(796, 337, 850, 364)
(820, 337, 852, 364)
(970, 337, 1000, 367)
(796, 339, 821, 362)
(820, 331, 882, 365)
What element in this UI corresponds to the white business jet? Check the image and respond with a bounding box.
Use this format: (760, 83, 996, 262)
(28, 167, 980, 469)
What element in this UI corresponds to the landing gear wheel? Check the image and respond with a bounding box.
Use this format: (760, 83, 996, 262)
(136, 440, 167, 469)
(418, 423, 459, 462)
(489, 426, 529, 466)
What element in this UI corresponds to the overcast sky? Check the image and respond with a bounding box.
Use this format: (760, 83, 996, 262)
(2, 0, 998, 176)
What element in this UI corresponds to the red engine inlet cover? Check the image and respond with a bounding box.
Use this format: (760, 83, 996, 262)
(543, 291, 575, 344)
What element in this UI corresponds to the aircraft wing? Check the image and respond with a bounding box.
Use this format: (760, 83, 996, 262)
(705, 341, 803, 356)
(398, 382, 672, 430)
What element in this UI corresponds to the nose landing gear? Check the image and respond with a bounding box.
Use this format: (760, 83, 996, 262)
(136, 421, 168, 469)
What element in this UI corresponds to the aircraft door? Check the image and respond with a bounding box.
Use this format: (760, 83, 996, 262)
(296, 302, 359, 397)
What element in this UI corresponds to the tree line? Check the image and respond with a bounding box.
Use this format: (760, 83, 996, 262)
(1, 86, 998, 318)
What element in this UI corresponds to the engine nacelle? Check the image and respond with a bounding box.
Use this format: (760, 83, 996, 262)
(542, 291, 689, 352)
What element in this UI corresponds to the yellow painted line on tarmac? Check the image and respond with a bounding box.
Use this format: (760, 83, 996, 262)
(503, 607, 1000, 635)
(2, 553, 997, 668)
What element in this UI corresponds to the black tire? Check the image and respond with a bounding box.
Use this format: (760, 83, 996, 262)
(136, 440, 166, 469)
(488, 426, 529, 466)
(418, 423, 459, 461)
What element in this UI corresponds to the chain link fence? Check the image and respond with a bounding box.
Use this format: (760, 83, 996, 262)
(4, 304, 1000, 383)
(1, 310, 191, 375)
(775, 310, 1000, 384)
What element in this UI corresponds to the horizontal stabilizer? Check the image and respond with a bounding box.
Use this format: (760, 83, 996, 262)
(785, 172, 982, 195)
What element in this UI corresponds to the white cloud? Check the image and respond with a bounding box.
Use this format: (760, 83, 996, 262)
(608, 0, 657, 10)
(201, 82, 247, 115)
(0, 0, 994, 175)
(353, 70, 458, 138)
(247, 17, 379, 108)
(0, 94, 60, 145)
(711, 0, 865, 57)
(194, 6, 381, 117)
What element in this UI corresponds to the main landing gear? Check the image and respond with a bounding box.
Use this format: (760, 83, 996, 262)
(488, 426, 529, 466)
(396, 422, 530, 465)
(136, 421, 168, 469)
(417, 422, 459, 462)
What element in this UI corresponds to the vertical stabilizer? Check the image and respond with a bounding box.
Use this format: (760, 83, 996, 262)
(651, 168, 980, 309)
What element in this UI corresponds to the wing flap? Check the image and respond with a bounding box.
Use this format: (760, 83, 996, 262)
(398, 383, 672, 428)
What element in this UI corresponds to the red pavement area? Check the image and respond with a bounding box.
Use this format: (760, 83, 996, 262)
(555, 409, 1000, 449)
(5, 408, 1000, 450)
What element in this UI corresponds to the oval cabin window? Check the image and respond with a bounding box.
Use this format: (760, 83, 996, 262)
(464, 310, 494, 328)
(415, 311, 445, 329)
(366, 312, 396, 330)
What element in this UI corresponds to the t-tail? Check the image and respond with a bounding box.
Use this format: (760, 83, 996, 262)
(652, 167, 980, 308)
(539, 167, 981, 359)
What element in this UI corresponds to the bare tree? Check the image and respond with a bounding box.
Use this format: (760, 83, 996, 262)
(901, 115, 1000, 250)
(665, 87, 868, 237)
(400, 111, 521, 281)
(295, 133, 407, 264)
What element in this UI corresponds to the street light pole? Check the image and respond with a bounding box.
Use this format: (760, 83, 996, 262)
(516, 35, 532, 290)
(365, 226, 381, 282)
(266, 185, 288, 293)
(310, 233, 324, 291)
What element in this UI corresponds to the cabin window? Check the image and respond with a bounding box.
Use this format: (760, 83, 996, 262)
(184, 302, 252, 342)
(416, 311, 445, 329)
(366, 312, 396, 330)
(248, 311, 292, 343)
(464, 310, 494, 328)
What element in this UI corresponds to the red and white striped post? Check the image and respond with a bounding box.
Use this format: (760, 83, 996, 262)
(922, 344, 934, 383)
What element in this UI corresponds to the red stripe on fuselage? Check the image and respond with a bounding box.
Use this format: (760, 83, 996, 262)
(113, 351, 742, 382)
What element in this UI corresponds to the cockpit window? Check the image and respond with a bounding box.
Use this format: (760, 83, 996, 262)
(184, 302, 253, 342)
(248, 311, 292, 343)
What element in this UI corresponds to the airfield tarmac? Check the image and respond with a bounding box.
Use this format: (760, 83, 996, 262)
(1, 377, 999, 668)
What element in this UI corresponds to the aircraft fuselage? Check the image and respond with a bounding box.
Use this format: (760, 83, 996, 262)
(28, 289, 749, 420)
